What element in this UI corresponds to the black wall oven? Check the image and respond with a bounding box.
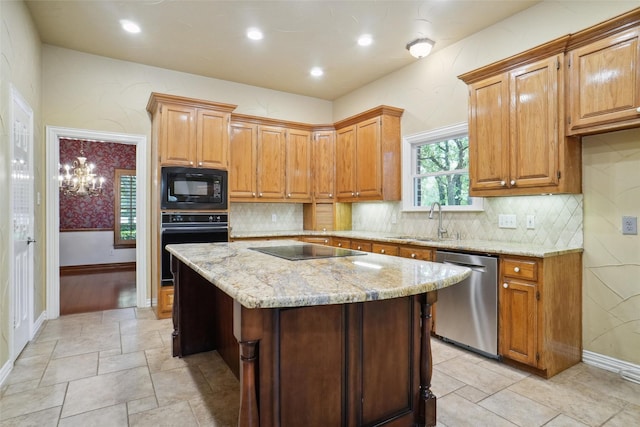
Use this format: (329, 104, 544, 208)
(160, 212, 229, 286)
(161, 166, 228, 210)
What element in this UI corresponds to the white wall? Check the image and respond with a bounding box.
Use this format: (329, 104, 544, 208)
(59, 231, 136, 267)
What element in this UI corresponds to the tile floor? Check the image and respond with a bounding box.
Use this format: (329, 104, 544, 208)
(1, 307, 639, 426)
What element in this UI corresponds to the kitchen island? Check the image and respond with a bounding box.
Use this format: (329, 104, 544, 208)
(167, 240, 471, 427)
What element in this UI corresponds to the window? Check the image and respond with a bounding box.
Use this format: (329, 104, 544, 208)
(402, 123, 482, 211)
(114, 168, 136, 248)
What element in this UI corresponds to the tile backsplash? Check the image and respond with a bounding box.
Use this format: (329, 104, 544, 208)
(230, 194, 583, 248)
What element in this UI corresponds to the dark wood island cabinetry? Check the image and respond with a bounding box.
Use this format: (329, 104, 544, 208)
(168, 241, 470, 427)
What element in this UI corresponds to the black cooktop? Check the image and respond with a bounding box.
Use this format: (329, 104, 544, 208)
(249, 244, 366, 261)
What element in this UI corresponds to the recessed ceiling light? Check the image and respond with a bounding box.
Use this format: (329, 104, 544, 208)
(247, 28, 263, 40)
(120, 19, 141, 34)
(310, 67, 324, 77)
(357, 34, 373, 46)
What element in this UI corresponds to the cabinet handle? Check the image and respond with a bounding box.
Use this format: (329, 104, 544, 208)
(411, 253, 416, 258)
(510, 179, 516, 186)
(503, 283, 509, 289)
(500, 180, 506, 186)
(380, 249, 385, 254)
(514, 267, 520, 273)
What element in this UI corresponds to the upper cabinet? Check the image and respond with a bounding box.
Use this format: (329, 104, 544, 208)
(460, 37, 582, 197)
(229, 115, 312, 202)
(147, 93, 236, 168)
(335, 106, 404, 202)
(566, 10, 640, 135)
(312, 130, 336, 201)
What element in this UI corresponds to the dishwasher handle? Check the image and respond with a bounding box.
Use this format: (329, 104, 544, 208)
(441, 260, 487, 273)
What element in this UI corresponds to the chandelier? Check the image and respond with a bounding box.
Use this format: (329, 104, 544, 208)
(59, 143, 105, 196)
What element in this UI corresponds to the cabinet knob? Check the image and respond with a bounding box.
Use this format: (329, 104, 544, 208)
(198, 162, 203, 166)
(189, 161, 194, 166)
(357, 246, 362, 250)
(411, 253, 416, 258)
(338, 243, 342, 247)
(252, 192, 256, 197)
(503, 283, 509, 289)
(500, 180, 506, 186)
(259, 193, 263, 197)
(636, 107, 640, 113)
(380, 249, 385, 254)
(351, 192, 355, 196)
(514, 267, 520, 273)
(324, 239, 328, 243)
(510, 179, 516, 186)
(329, 193, 333, 198)
(287, 193, 291, 198)
(356, 192, 360, 197)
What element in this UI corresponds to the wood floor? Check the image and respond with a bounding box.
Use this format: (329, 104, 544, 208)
(60, 267, 136, 315)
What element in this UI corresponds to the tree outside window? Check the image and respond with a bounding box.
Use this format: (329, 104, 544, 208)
(403, 123, 482, 212)
(114, 168, 136, 248)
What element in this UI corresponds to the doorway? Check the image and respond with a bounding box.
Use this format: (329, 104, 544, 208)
(45, 127, 147, 319)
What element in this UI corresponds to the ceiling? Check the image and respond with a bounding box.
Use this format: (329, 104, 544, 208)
(25, 0, 540, 100)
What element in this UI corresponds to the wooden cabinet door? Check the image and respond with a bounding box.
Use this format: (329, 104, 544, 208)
(499, 278, 538, 367)
(197, 109, 229, 169)
(285, 129, 312, 201)
(313, 131, 335, 200)
(355, 117, 382, 199)
(160, 104, 197, 166)
(229, 122, 257, 199)
(509, 56, 560, 190)
(257, 125, 286, 199)
(567, 27, 640, 134)
(336, 125, 357, 199)
(468, 74, 510, 193)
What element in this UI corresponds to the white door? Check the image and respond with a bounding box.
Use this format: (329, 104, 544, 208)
(11, 86, 35, 358)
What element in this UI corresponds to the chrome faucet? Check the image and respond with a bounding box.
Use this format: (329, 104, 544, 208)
(429, 202, 447, 240)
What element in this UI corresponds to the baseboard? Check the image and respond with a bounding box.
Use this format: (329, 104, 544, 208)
(60, 262, 136, 276)
(31, 311, 47, 339)
(0, 358, 13, 388)
(583, 350, 640, 384)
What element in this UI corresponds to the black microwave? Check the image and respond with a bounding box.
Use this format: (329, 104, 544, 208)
(161, 166, 228, 210)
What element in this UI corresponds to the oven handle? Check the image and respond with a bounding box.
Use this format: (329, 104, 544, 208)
(161, 226, 229, 234)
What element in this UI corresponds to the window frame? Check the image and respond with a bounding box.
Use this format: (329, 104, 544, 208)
(402, 122, 483, 212)
(114, 168, 136, 248)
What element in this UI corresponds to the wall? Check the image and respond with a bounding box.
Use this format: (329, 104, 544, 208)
(0, 1, 43, 373)
(583, 129, 640, 365)
(59, 231, 136, 267)
(59, 139, 136, 230)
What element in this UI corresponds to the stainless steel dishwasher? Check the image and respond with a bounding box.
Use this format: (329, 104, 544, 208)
(434, 250, 499, 358)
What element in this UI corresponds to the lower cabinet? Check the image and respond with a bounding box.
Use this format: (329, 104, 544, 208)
(331, 237, 350, 248)
(372, 242, 399, 256)
(157, 286, 174, 319)
(298, 236, 331, 245)
(498, 253, 582, 378)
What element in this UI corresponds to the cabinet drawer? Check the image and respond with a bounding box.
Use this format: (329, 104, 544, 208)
(502, 258, 538, 281)
(351, 240, 372, 252)
(299, 237, 331, 245)
(332, 238, 351, 248)
(398, 246, 433, 261)
(372, 243, 399, 256)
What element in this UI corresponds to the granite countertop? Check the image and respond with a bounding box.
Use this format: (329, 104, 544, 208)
(230, 230, 583, 258)
(166, 240, 471, 309)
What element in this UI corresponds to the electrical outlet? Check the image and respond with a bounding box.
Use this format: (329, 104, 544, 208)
(391, 214, 397, 224)
(271, 213, 277, 223)
(498, 214, 517, 229)
(622, 216, 637, 235)
(526, 215, 535, 229)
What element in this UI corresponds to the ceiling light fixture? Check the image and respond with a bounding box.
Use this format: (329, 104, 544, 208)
(58, 141, 105, 197)
(247, 28, 263, 40)
(406, 38, 435, 59)
(120, 19, 141, 34)
(357, 34, 373, 46)
(310, 67, 324, 77)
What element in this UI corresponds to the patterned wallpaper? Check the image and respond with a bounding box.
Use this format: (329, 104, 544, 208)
(59, 139, 136, 230)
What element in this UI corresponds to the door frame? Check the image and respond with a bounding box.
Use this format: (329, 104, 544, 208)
(46, 126, 148, 319)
